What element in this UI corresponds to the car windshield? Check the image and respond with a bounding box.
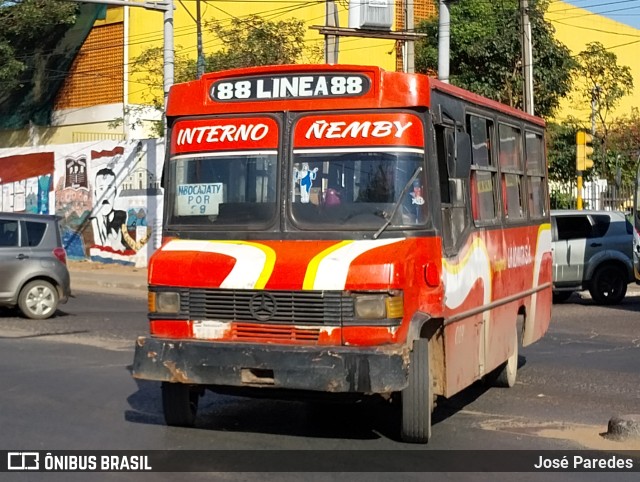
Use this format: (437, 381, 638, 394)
(290, 150, 427, 229)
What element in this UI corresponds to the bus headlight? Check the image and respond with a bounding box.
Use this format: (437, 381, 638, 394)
(354, 295, 386, 319)
(150, 291, 181, 314)
(353, 293, 404, 320)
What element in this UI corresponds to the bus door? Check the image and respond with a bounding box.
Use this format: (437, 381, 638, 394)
(434, 114, 484, 392)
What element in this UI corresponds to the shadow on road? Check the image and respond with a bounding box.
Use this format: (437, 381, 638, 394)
(553, 290, 640, 314)
(124, 357, 528, 443)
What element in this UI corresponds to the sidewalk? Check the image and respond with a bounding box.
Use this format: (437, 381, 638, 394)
(68, 259, 640, 298)
(68, 260, 148, 294)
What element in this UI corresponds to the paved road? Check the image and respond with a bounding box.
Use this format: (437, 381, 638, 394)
(0, 287, 639, 480)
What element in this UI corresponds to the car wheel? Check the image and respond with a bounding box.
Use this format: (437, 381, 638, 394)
(401, 338, 433, 443)
(589, 265, 627, 305)
(161, 382, 200, 427)
(18, 280, 59, 320)
(552, 291, 573, 303)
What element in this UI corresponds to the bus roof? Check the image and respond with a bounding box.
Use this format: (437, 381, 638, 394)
(429, 77, 545, 127)
(166, 64, 544, 128)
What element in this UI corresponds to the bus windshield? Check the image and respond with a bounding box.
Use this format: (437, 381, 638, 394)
(168, 152, 278, 226)
(290, 150, 427, 229)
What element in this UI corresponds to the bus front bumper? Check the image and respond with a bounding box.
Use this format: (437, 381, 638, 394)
(131, 336, 410, 394)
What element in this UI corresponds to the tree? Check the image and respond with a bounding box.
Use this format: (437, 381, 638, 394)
(607, 108, 640, 161)
(574, 42, 634, 142)
(414, 0, 576, 118)
(129, 15, 322, 132)
(0, 0, 77, 91)
(546, 119, 612, 208)
(547, 120, 582, 185)
(547, 112, 640, 209)
(599, 109, 640, 187)
(203, 15, 319, 71)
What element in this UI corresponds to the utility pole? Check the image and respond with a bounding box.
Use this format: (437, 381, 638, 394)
(161, 1, 174, 109)
(520, 0, 534, 115)
(196, 0, 204, 78)
(405, 0, 414, 73)
(438, 0, 450, 83)
(180, 0, 204, 78)
(312, 2, 426, 65)
(325, 0, 339, 64)
(591, 85, 600, 136)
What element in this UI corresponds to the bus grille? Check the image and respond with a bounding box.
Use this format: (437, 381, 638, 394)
(180, 288, 354, 325)
(231, 323, 320, 342)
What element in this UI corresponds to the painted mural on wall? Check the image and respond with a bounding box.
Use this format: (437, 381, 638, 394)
(0, 152, 53, 215)
(0, 139, 164, 267)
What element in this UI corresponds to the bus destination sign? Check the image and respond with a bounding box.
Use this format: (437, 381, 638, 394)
(209, 74, 371, 102)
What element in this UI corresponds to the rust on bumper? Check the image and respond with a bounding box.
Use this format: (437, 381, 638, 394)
(131, 336, 409, 394)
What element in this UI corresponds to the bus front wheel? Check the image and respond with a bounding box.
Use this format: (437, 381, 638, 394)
(401, 338, 433, 443)
(161, 382, 200, 427)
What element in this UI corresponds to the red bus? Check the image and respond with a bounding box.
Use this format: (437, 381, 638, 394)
(132, 64, 552, 443)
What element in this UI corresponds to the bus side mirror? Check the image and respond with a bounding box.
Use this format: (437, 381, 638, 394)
(447, 131, 471, 179)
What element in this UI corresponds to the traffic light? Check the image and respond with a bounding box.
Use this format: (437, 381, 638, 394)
(576, 131, 594, 171)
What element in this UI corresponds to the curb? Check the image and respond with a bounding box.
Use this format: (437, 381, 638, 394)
(69, 271, 148, 294)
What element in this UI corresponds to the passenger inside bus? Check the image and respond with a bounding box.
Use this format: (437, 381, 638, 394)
(323, 187, 342, 207)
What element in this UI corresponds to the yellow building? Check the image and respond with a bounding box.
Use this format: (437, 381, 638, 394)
(546, 1, 640, 121)
(4, 1, 637, 148)
(0, 1, 437, 147)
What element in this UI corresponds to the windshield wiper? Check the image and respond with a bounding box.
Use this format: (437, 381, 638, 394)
(373, 166, 423, 239)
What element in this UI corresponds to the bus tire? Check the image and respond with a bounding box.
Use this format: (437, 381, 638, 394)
(487, 326, 518, 388)
(401, 338, 433, 443)
(161, 382, 200, 427)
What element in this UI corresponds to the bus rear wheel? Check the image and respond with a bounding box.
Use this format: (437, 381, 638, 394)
(486, 326, 518, 388)
(161, 382, 200, 427)
(401, 338, 433, 443)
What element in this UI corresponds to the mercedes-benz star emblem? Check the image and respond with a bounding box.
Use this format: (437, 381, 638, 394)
(249, 292, 277, 321)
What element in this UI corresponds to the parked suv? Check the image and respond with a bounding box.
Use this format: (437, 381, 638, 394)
(0, 213, 70, 319)
(551, 209, 633, 305)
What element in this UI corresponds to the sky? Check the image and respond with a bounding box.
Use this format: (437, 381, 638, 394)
(561, 0, 640, 30)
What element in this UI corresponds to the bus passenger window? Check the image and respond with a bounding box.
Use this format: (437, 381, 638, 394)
(471, 170, 496, 221)
(503, 174, 524, 219)
(468, 115, 497, 222)
(525, 131, 547, 218)
(499, 123, 524, 221)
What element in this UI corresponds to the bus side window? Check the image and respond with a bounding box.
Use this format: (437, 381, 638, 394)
(436, 125, 470, 253)
(498, 123, 524, 221)
(468, 115, 497, 223)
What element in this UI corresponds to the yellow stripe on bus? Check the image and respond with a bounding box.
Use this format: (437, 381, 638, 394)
(302, 240, 353, 290)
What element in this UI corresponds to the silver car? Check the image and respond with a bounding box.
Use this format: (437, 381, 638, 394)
(551, 209, 633, 305)
(0, 213, 71, 319)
